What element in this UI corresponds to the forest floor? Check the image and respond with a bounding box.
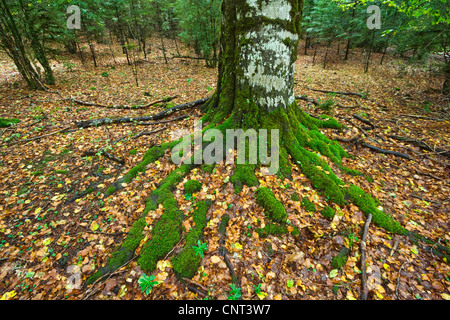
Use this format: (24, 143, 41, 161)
(0, 39, 449, 301)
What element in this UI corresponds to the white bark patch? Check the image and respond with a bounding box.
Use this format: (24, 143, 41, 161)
(241, 24, 298, 110)
(247, 0, 292, 21)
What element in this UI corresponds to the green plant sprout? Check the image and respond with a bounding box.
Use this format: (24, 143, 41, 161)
(138, 273, 158, 295)
(192, 240, 208, 258)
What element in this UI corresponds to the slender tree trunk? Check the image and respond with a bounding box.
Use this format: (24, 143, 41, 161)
(345, 3, 357, 61)
(0, 0, 42, 89)
(18, 0, 54, 85)
(444, 60, 450, 95)
(160, 35, 168, 64)
(364, 31, 375, 73)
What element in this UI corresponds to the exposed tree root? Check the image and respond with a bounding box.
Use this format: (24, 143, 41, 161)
(388, 135, 450, 159)
(85, 99, 450, 293)
(75, 97, 210, 129)
(361, 142, 412, 160)
(82, 149, 125, 165)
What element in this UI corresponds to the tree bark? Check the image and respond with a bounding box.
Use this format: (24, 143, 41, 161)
(204, 0, 303, 121)
(443, 60, 450, 95)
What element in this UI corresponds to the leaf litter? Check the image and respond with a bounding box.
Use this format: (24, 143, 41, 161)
(0, 40, 449, 300)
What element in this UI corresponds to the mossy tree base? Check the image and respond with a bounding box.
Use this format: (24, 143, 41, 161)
(87, 99, 411, 286)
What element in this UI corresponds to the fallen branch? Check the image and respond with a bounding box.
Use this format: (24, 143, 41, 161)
(132, 127, 166, 140)
(306, 87, 368, 99)
(75, 97, 209, 129)
(82, 149, 125, 165)
(388, 135, 450, 158)
(353, 114, 375, 129)
(361, 213, 373, 300)
(397, 114, 446, 122)
(70, 95, 178, 110)
(125, 114, 189, 127)
(361, 142, 412, 160)
(7, 126, 72, 146)
(295, 95, 320, 106)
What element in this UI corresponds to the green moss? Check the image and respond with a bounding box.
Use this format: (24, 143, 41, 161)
(54, 170, 69, 174)
(290, 192, 300, 202)
(301, 197, 316, 213)
(201, 163, 215, 173)
(320, 206, 336, 219)
(172, 247, 202, 279)
(256, 187, 287, 223)
(138, 194, 184, 272)
(219, 214, 230, 235)
(0, 118, 20, 128)
(231, 164, 259, 193)
(256, 221, 300, 238)
(256, 222, 288, 238)
(172, 201, 211, 279)
(105, 140, 180, 197)
(331, 247, 350, 269)
(184, 180, 203, 194)
(345, 185, 406, 235)
(105, 186, 116, 196)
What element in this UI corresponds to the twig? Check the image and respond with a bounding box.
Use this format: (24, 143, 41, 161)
(132, 127, 166, 140)
(395, 262, 408, 300)
(6, 126, 72, 146)
(82, 256, 137, 300)
(397, 114, 446, 122)
(82, 150, 125, 165)
(361, 213, 373, 300)
(126, 114, 189, 127)
(182, 278, 209, 293)
(353, 114, 375, 129)
(306, 86, 368, 99)
(295, 95, 320, 106)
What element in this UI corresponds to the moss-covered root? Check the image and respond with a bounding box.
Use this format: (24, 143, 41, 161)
(331, 247, 350, 269)
(105, 141, 180, 197)
(137, 165, 197, 272)
(172, 200, 212, 279)
(0, 118, 20, 128)
(345, 185, 406, 235)
(231, 164, 259, 194)
(86, 164, 195, 285)
(256, 187, 287, 223)
(184, 180, 203, 194)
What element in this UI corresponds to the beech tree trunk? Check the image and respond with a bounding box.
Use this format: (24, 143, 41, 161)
(204, 0, 303, 122)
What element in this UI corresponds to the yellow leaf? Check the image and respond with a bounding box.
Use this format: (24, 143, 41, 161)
(441, 293, 450, 300)
(383, 263, 390, 271)
(156, 260, 172, 271)
(1, 291, 16, 300)
(90, 221, 99, 231)
(42, 238, 52, 246)
(118, 285, 127, 298)
(346, 291, 356, 300)
(233, 243, 243, 250)
(257, 292, 268, 300)
(34, 207, 42, 216)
